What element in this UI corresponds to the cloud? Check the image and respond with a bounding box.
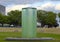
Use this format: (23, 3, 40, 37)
(6, 2, 60, 14)
(0, 0, 44, 6)
(36, 2, 55, 10)
(6, 2, 54, 13)
(6, 2, 55, 13)
(6, 4, 31, 12)
(41, 2, 54, 8)
(36, 2, 60, 12)
(55, 4, 60, 10)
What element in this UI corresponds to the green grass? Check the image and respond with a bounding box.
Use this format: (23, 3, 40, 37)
(0, 32, 21, 42)
(37, 32, 60, 40)
(0, 32, 60, 42)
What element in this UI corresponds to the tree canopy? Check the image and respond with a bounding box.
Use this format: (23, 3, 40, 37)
(8, 10, 22, 26)
(0, 10, 58, 27)
(37, 10, 57, 27)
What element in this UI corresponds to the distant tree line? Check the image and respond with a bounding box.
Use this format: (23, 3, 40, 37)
(0, 10, 21, 27)
(0, 10, 59, 27)
(37, 10, 59, 28)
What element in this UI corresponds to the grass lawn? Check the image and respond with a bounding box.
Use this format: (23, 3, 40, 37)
(0, 32, 60, 42)
(0, 28, 60, 42)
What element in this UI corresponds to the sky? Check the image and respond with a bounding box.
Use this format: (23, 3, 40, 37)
(0, 0, 60, 13)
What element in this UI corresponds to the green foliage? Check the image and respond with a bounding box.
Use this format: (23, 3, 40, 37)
(58, 13, 60, 17)
(0, 13, 3, 23)
(8, 10, 21, 26)
(0, 10, 57, 27)
(37, 10, 56, 25)
(0, 10, 22, 26)
(46, 11, 56, 25)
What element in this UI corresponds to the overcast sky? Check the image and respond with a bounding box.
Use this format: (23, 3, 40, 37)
(0, 0, 60, 13)
(0, 0, 52, 6)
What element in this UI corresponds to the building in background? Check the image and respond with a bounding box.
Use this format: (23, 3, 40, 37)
(56, 13, 60, 27)
(0, 5, 5, 15)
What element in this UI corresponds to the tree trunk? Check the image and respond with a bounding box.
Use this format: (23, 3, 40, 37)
(2, 24, 3, 27)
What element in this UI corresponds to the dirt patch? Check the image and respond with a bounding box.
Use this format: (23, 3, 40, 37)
(0, 27, 60, 34)
(37, 28, 60, 34)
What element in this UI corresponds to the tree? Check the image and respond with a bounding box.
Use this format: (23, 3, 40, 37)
(2, 15, 9, 24)
(0, 13, 4, 26)
(0, 13, 9, 27)
(37, 10, 47, 27)
(46, 11, 56, 25)
(8, 10, 22, 26)
(58, 13, 60, 17)
(37, 10, 57, 27)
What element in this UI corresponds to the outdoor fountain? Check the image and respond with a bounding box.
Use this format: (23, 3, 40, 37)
(5, 7, 54, 41)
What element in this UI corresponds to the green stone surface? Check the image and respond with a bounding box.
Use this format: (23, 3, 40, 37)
(22, 7, 37, 38)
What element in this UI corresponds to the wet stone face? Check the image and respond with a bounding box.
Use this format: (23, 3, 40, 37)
(5, 37, 54, 41)
(22, 7, 37, 38)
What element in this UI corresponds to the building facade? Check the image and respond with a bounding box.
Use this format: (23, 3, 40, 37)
(56, 13, 60, 27)
(0, 5, 5, 15)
